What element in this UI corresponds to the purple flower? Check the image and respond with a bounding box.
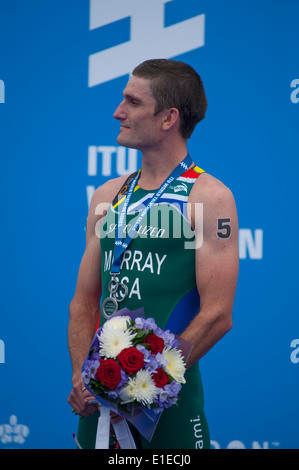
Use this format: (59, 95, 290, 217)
(82, 371, 90, 385)
(155, 328, 179, 348)
(106, 390, 118, 400)
(88, 339, 101, 361)
(136, 344, 159, 372)
(155, 352, 168, 368)
(134, 317, 157, 332)
(118, 368, 129, 387)
(145, 356, 159, 372)
(82, 358, 100, 384)
(167, 381, 182, 396)
(153, 381, 182, 412)
(136, 344, 151, 361)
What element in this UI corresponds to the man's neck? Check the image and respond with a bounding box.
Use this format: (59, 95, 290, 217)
(137, 142, 190, 190)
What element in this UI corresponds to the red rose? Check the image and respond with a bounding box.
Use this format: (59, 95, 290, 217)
(117, 347, 144, 375)
(145, 333, 164, 355)
(153, 368, 169, 388)
(95, 358, 121, 390)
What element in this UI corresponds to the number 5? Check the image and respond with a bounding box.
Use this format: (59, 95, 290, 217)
(217, 218, 231, 239)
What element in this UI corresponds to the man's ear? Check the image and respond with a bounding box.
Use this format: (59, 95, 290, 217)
(161, 107, 180, 132)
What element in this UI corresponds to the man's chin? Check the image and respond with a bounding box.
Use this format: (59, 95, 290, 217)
(116, 135, 128, 147)
(116, 136, 138, 150)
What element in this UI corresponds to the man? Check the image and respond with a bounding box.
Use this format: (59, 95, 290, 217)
(68, 59, 239, 449)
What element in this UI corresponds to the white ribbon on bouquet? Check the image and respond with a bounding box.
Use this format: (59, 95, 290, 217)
(95, 406, 136, 449)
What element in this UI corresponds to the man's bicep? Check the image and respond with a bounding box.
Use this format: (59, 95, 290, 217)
(75, 235, 102, 302)
(196, 239, 238, 310)
(195, 187, 239, 312)
(73, 194, 106, 303)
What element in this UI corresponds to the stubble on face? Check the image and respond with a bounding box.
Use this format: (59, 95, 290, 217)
(114, 76, 162, 151)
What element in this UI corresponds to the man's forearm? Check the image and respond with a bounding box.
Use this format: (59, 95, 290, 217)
(181, 307, 232, 369)
(68, 297, 100, 382)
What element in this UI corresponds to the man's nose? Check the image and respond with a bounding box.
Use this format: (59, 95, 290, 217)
(113, 100, 126, 120)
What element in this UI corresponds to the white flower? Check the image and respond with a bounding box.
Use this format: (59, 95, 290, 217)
(98, 326, 136, 359)
(118, 381, 138, 405)
(133, 369, 158, 407)
(119, 370, 158, 407)
(162, 347, 186, 384)
(102, 315, 131, 333)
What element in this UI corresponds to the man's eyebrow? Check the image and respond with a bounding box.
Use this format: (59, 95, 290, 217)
(123, 92, 142, 103)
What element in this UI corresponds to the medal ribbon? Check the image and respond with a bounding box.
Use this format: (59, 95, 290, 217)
(110, 154, 193, 275)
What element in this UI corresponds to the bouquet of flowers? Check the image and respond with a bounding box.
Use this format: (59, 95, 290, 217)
(82, 308, 192, 441)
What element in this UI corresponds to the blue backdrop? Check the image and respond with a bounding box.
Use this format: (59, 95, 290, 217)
(0, 0, 298, 449)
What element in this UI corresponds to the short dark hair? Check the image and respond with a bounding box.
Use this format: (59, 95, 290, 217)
(132, 59, 208, 139)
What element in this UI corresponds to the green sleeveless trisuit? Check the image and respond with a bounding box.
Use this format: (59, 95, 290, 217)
(77, 164, 211, 449)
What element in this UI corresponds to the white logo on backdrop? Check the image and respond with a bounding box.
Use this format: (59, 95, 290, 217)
(88, 0, 205, 87)
(0, 80, 5, 103)
(0, 339, 4, 364)
(0, 415, 30, 445)
(290, 339, 299, 364)
(88, 146, 138, 177)
(239, 229, 263, 260)
(290, 79, 299, 104)
(86, 145, 140, 207)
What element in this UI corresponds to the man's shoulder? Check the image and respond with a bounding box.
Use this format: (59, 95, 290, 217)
(190, 172, 236, 208)
(91, 174, 132, 208)
(86, 174, 133, 238)
(189, 171, 238, 241)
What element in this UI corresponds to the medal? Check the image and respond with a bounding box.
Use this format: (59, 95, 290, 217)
(101, 154, 193, 319)
(102, 296, 118, 318)
(102, 274, 129, 319)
